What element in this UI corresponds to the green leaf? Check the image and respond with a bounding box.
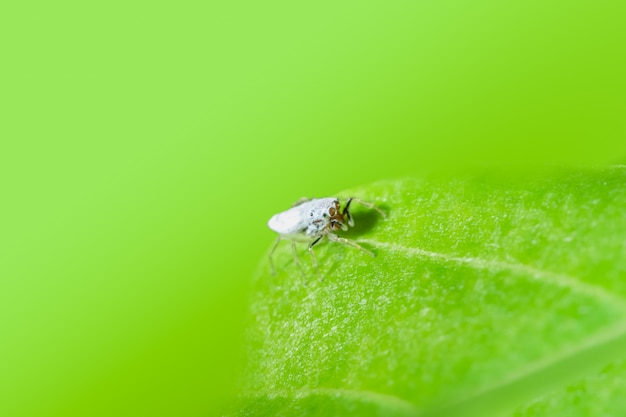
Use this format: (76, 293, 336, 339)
(231, 168, 626, 417)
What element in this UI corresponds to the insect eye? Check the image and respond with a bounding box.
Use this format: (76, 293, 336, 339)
(310, 212, 313, 217)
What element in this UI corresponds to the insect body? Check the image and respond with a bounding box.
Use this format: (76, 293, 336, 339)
(267, 197, 386, 282)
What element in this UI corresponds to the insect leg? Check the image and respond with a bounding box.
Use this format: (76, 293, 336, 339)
(327, 233, 375, 257)
(290, 240, 307, 284)
(308, 236, 324, 282)
(347, 197, 387, 219)
(268, 236, 281, 276)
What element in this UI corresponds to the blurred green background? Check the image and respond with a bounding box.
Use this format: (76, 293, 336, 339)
(1, 1, 624, 416)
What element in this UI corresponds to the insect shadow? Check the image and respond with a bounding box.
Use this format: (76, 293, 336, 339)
(341, 203, 389, 238)
(321, 204, 390, 278)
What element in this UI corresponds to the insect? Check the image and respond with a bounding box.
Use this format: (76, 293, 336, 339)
(267, 197, 386, 282)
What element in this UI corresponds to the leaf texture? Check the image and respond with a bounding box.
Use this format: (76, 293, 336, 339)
(231, 168, 626, 417)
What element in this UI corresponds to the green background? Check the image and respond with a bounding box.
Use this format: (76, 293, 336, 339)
(1, 1, 624, 416)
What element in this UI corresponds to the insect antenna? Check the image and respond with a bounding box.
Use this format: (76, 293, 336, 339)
(342, 198, 355, 227)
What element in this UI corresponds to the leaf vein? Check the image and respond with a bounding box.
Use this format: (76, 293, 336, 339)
(357, 239, 626, 310)
(244, 387, 417, 416)
(422, 320, 626, 417)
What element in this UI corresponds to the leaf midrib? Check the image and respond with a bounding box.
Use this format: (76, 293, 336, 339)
(357, 239, 626, 311)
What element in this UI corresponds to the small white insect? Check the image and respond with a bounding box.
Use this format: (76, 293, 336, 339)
(267, 197, 386, 282)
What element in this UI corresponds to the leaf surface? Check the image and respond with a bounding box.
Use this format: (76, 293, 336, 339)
(232, 168, 626, 416)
